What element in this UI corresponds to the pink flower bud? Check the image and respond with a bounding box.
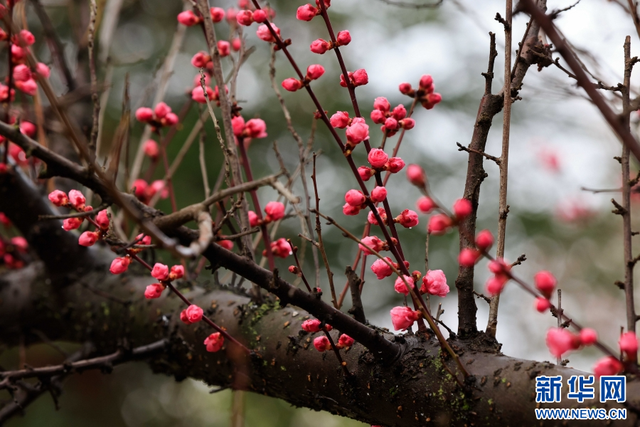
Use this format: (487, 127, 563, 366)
(422, 93, 442, 110)
(306, 64, 325, 80)
(245, 118, 267, 138)
(167, 265, 184, 280)
(137, 234, 152, 246)
(421, 269, 449, 297)
(204, 332, 224, 352)
(163, 113, 178, 127)
(370, 186, 387, 203)
(135, 107, 154, 122)
(394, 275, 414, 295)
(180, 305, 204, 324)
(144, 283, 164, 299)
(453, 198, 472, 219)
(593, 356, 623, 378)
(256, 24, 279, 42)
(399, 82, 413, 94)
(359, 236, 384, 255)
(264, 201, 285, 221)
(151, 263, 169, 281)
(395, 209, 419, 228)
(217, 40, 230, 57)
(210, 7, 225, 22)
(36, 62, 51, 79)
(370, 109, 386, 124)
(427, 214, 452, 235)
(310, 39, 330, 54)
(313, 336, 332, 352)
(406, 165, 425, 187)
(143, 140, 159, 159)
(19, 121, 36, 137)
(371, 257, 394, 279)
(68, 189, 86, 210)
(297, 4, 318, 21)
(110, 257, 131, 274)
(252, 9, 267, 22)
(419, 74, 434, 91)
(10, 237, 27, 252)
(248, 211, 260, 227)
(343, 203, 361, 216)
(231, 116, 246, 137)
(488, 258, 510, 275)
(78, 231, 99, 247)
(367, 207, 387, 225)
(236, 9, 253, 25)
(330, 111, 350, 128)
(475, 230, 494, 251)
(367, 148, 388, 169)
(11, 45, 25, 61)
(337, 334, 354, 348)
(132, 179, 148, 199)
(15, 79, 37, 96)
(619, 331, 638, 356)
(191, 52, 210, 68)
(13, 64, 31, 82)
(282, 78, 302, 92)
(384, 117, 398, 131)
(48, 190, 69, 206)
(400, 118, 415, 130)
(352, 69, 368, 86)
(17, 29, 35, 46)
(546, 327, 580, 358)
(345, 189, 366, 207)
(580, 328, 598, 346)
(485, 276, 507, 297)
(390, 306, 420, 331)
(218, 240, 233, 250)
(534, 271, 557, 299)
(386, 157, 405, 173)
(358, 166, 374, 181)
(232, 38, 242, 51)
(392, 104, 407, 120)
(177, 10, 200, 26)
(267, 238, 291, 258)
(416, 196, 435, 213)
(458, 248, 480, 267)
(226, 7, 238, 23)
(96, 210, 109, 229)
(301, 319, 322, 332)
(373, 97, 390, 113)
(346, 118, 369, 145)
(336, 30, 351, 46)
(154, 102, 171, 119)
(535, 297, 551, 313)
(192, 86, 214, 104)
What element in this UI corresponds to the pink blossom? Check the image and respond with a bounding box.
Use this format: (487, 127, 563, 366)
(352, 69, 368, 86)
(394, 275, 414, 295)
(137, 234, 152, 246)
(151, 263, 169, 281)
(248, 211, 260, 227)
(180, 305, 204, 324)
(232, 38, 242, 51)
(236, 9, 253, 26)
(68, 190, 86, 210)
(370, 186, 387, 203)
(619, 332, 638, 356)
(337, 334, 354, 348)
(400, 118, 415, 130)
(580, 328, 598, 346)
(135, 107, 154, 122)
(419, 74, 434, 91)
(232, 116, 246, 137)
(346, 118, 369, 145)
(36, 62, 50, 78)
(252, 9, 267, 22)
(399, 82, 413, 94)
(358, 166, 373, 181)
(345, 189, 366, 207)
(78, 231, 99, 247)
(546, 327, 580, 358)
(11, 45, 25, 61)
(458, 248, 480, 267)
(392, 105, 407, 120)
(10, 237, 27, 252)
(169, 265, 185, 280)
(110, 257, 131, 274)
(485, 276, 506, 296)
(282, 78, 302, 92)
(204, 332, 224, 352)
(371, 257, 394, 279)
(406, 165, 425, 187)
(17, 29, 35, 46)
(301, 319, 322, 332)
(297, 4, 318, 21)
(306, 64, 325, 80)
(267, 238, 291, 258)
(475, 230, 493, 250)
(370, 109, 386, 124)
(245, 118, 267, 138)
(593, 356, 623, 378)
(132, 179, 148, 199)
(421, 270, 449, 297)
(191, 52, 210, 68)
(154, 102, 171, 119)
(310, 39, 330, 54)
(96, 210, 110, 229)
(336, 30, 351, 46)
(373, 97, 390, 113)
(386, 157, 405, 173)
(210, 7, 225, 22)
(19, 121, 36, 137)
(535, 297, 551, 312)
(16, 79, 37, 96)
(390, 306, 420, 331)
(313, 336, 332, 352)
(395, 209, 419, 228)
(217, 40, 230, 57)
(427, 214, 452, 235)
(150, 180, 169, 199)
(177, 10, 200, 26)
(416, 196, 436, 213)
(534, 271, 557, 299)
(218, 240, 233, 250)
(359, 236, 384, 255)
(368, 148, 388, 169)
(264, 201, 285, 221)
(144, 283, 164, 299)
(489, 258, 510, 275)
(48, 190, 69, 207)
(422, 93, 442, 110)
(453, 199, 472, 219)
(192, 86, 214, 104)
(330, 111, 350, 128)
(256, 24, 279, 42)
(384, 117, 398, 132)
(13, 64, 31, 81)
(226, 7, 238, 23)
(143, 140, 159, 159)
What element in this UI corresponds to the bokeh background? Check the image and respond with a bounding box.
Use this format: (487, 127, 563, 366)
(3, 0, 640, 425)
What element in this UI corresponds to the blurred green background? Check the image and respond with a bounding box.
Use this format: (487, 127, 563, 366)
(3, 0, 640, 425)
